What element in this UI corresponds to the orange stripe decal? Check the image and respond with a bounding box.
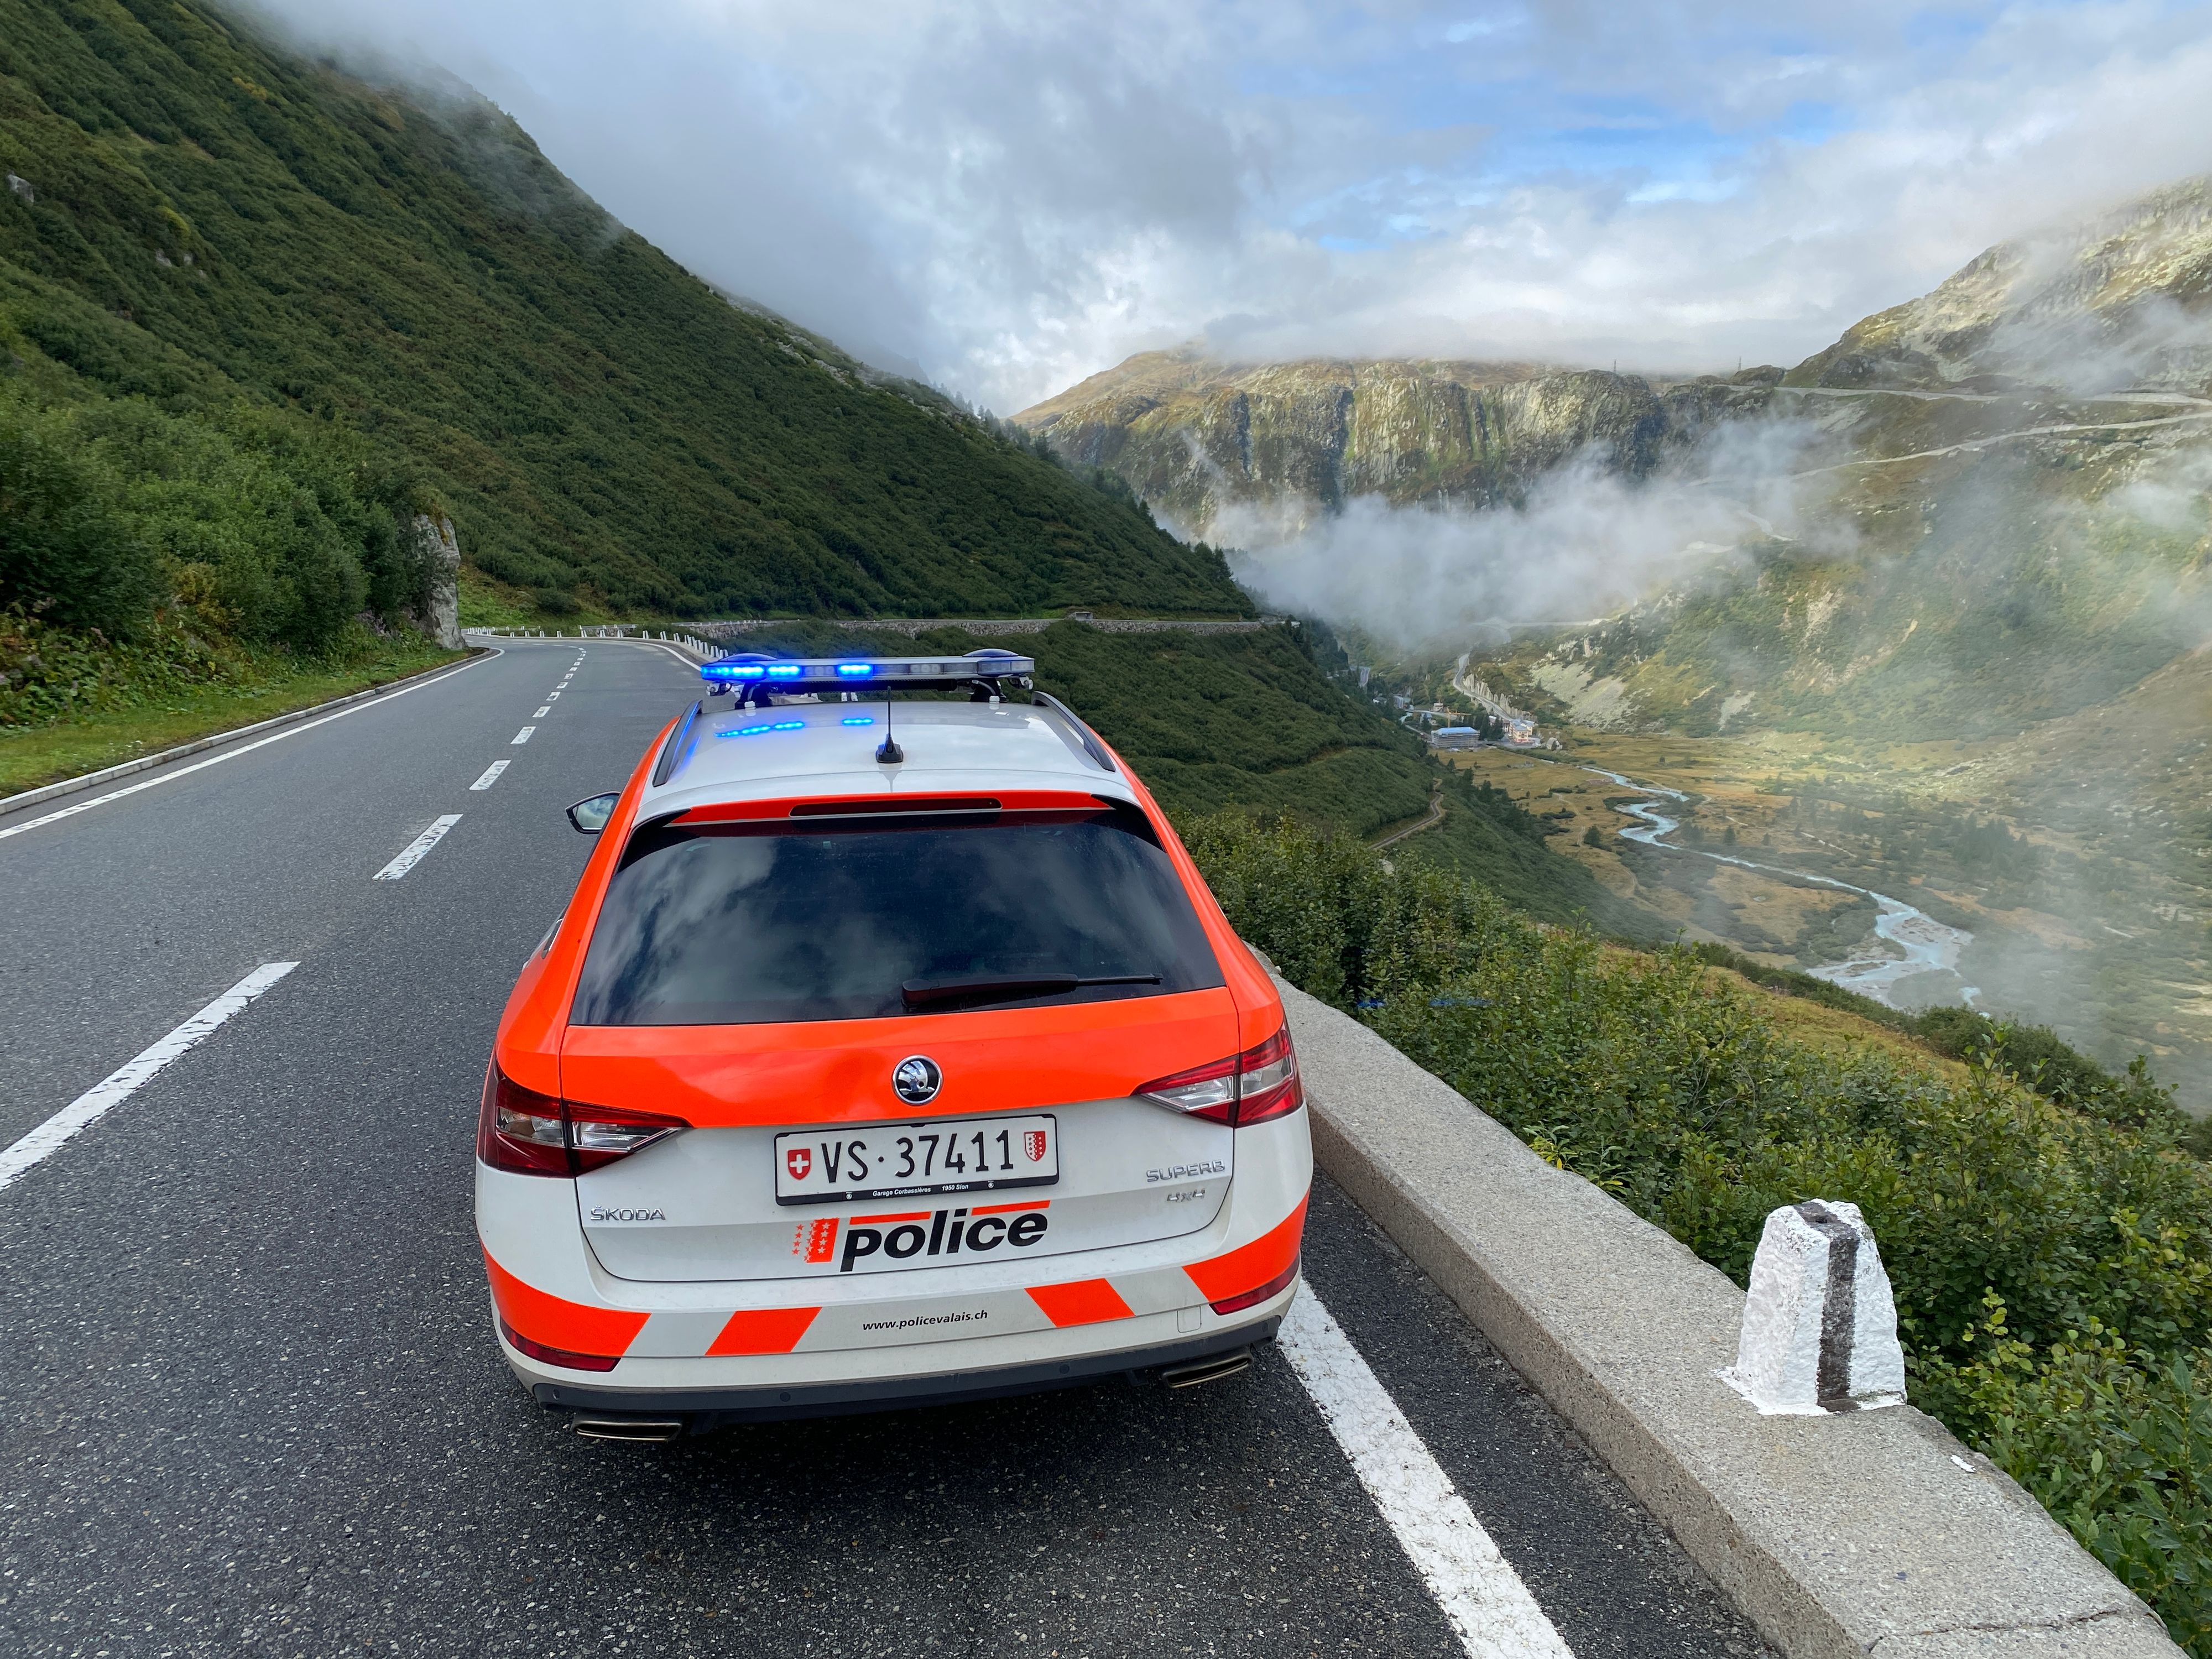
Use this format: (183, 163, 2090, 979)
(853, 1211, 932, 1224)
(482, 1250, 648, 1358)
(1183, 1194, 1310, 1304)
(1027, 1278, 1134, 1327)
(970, 1199, 1051, 1215)
(707, 1306, 821, 1357)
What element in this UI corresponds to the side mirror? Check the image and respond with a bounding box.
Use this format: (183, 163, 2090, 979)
(566, 792, 620, 835)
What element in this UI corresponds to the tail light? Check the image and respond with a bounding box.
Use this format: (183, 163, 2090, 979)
(1136, 1024, 1303, 1127)
(478, 1065, 690, 1178)
(498, 1316, 621, 1373)
(1210, 1253, 1301, 1315)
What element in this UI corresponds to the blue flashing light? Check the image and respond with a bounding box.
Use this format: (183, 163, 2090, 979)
(719, 719, 808, 738)
(698, 651, 1036, 693)
(841, 716, 875, 726)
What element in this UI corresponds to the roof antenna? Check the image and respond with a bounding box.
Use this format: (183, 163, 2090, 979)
(876, 694, 904, 765)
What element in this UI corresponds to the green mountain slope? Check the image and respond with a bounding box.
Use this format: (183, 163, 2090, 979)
(0, 1, 1661, 942)
(0, 0, 1245, 618)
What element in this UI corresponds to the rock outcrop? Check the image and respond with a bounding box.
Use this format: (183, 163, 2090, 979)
(1015, 352, 1778, 536)
(1786, 176, 2212, 396)
(413, 513, 463, 650)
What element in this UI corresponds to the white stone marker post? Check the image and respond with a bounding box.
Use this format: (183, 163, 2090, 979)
(1723, 1199, 1906, 1415)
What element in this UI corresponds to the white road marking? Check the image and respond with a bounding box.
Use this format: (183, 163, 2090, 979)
(469, 760, 511, 791)
(534, 705, 552, 717)
(0, 962, 298, 1193)
(1281, 1290, 1575, 1659)
(510, 726, 535, 745)
(546, 690, 561, 699)
(372, 815, 463, 880)
(0, 655, 491, 844)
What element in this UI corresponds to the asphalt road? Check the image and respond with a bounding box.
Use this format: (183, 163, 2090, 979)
(0, 639, 1772, 1657)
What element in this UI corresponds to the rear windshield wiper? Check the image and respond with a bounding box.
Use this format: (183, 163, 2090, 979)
(901, 972, 1162, 1011)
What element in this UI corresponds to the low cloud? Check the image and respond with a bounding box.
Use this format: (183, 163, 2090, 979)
(1220, 419, 1836, 650)
(236, 0, 2212, 413)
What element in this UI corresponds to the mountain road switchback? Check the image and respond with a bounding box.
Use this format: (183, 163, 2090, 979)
(0, 638, 1770, 1658)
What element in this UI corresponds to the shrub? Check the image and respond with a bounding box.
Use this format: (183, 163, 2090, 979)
(0, 405, 158, 635)
(1182, 810, 2212, 1653)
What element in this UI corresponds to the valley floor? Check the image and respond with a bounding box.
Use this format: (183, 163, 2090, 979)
(1444, 676, 2212, 1111)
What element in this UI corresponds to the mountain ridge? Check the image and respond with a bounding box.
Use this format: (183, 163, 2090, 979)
(1015, 173, 2212, 539)
(1014, 348, 1774, 536)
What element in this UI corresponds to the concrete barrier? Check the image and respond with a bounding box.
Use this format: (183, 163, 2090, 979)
(1280, 979, 2182, 1658)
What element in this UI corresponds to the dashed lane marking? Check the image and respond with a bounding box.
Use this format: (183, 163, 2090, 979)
(0, 962, 298, 1193)
(0, 655, 491, 844)
(511, 726, 536, 745)
(534, 706, 552, 717)
(372, 815, 463, 880)
(1282, 1290, 1575, 1659)
(469, 760, 510, 791)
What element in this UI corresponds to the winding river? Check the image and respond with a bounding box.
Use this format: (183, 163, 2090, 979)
(1580, 766, 1978, 1010)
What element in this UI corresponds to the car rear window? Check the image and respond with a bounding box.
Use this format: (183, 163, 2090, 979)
(570, 804, 1224, 1026)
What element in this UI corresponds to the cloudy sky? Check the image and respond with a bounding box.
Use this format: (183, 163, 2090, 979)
(250, 1, 2212, 413)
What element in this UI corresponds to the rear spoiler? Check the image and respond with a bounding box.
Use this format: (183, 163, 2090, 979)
(651, 701, 702, 787)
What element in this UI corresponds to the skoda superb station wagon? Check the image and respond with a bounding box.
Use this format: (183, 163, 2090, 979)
(476, 651, 1311, 1439)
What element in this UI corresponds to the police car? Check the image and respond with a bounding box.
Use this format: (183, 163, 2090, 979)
(477, 650, 1311, 1438)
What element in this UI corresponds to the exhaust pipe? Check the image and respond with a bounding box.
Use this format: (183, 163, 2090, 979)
(1159, 1348, 1253, 1390)
(570, 1416, 685, 1443)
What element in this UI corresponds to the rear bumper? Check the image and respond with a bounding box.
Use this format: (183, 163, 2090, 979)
(477, 1109, 1312, 1426)
(526, 1312, 1282, 1428)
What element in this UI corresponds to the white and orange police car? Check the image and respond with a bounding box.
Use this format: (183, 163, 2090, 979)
(476, 650, 1311, 1438)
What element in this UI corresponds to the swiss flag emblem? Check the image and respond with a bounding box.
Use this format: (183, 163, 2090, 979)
(786, 1146, 812, 1181)
(1022, 1130, 1048, 1164)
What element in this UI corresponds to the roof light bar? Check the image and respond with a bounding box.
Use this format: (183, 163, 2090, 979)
(699, 650, 1037, 697)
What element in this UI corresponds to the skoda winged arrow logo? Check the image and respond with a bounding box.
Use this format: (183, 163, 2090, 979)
(893, 1055, 943, 1104)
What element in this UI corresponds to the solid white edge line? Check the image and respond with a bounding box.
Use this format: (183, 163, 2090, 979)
(510, 726, 535, 745)
(0, 962, 299, 1193)
(0, 653, 494, 843)
(469, 759, 510, 791)
(1281, 1290, 1577, 1659)
(372, 813, 463, 880)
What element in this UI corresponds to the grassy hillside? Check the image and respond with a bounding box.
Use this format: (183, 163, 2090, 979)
(0, 0, 1243, 619)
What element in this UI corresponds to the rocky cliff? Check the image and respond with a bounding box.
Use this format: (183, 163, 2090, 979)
(1014, 351, 1776, 535)
(1016, 176, 2212, 539)
(1787, 176, 2212, 397)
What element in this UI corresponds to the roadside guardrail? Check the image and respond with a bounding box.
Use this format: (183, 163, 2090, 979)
(1279, 977, 2184, 1659)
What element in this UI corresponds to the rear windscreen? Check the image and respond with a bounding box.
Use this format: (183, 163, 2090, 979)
(570, 805, 1224, 1026)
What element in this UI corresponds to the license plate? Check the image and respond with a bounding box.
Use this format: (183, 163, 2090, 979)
(774, 1115, 1059, 1206)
